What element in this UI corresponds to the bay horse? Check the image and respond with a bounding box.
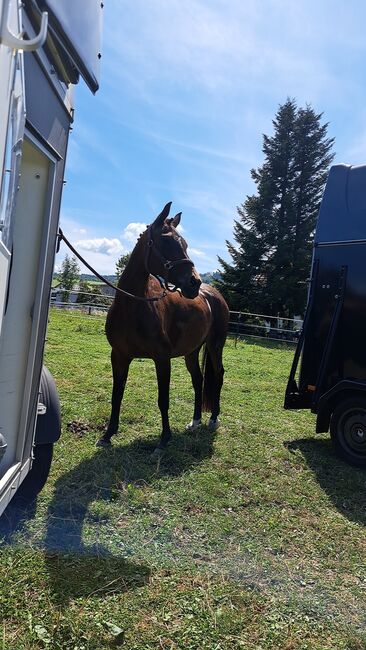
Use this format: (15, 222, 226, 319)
(97, 202, 229, 453)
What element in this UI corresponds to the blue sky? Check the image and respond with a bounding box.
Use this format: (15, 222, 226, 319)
(57, 0, 366, 275)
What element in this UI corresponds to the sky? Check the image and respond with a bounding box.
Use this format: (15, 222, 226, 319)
(57, 0, 366, 276)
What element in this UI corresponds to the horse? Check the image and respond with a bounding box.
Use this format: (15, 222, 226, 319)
(96, 202, 229, 453)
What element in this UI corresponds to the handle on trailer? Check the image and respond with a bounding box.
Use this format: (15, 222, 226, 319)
(0, 3, 48, 51)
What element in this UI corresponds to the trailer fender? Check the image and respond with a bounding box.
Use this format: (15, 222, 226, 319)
(316, 407, 332, 433)
(35, 366, 61, 444)
(316, 380, 366, 433)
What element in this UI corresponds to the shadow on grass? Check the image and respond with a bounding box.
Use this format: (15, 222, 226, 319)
(1, 426, 216, 602)
(44, 552, 151, 605)
(285, 437, 366, 526)
(44, 426, 215, 602)
(0, 500, 37, 543)
(43, 425, 216, 550)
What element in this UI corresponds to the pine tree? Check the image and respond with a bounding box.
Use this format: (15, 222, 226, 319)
(217, 99, 334, 317)
(115, 252, 131, 282)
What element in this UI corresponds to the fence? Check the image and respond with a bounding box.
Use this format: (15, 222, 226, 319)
(228, 311, 302, 344)
(51, 290, 303, 343)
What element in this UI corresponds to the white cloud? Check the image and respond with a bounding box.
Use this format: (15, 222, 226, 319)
(74, 237, 124, 256)
(59, 215, 89, 237)
(122, 222, 147, 243)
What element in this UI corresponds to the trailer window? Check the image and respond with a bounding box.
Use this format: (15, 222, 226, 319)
(0, 67, 25, 252)
(0, 117, 13, 249)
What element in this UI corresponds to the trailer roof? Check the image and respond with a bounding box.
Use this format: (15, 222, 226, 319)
(316, 164, 366, 245)
(28, 0, 103, 93)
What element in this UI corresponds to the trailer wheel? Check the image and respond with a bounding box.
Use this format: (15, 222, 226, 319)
(330, 397, 366, 468)
(11, 365, 60, 507)
(12, 443, 54, 506)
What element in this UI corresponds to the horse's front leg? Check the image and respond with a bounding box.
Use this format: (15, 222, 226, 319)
(154, 357, 172, 451)
(97, 350, 131, 447)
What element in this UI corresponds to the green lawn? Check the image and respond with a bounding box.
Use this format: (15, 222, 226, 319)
(1, 308, 365, 649)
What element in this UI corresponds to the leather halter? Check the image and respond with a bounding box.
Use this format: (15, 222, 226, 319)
(145, 224, 194, 291)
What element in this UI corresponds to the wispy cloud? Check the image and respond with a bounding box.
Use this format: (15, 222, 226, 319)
(105, 0, 360, 107)
(188, 247, 208, 259)
(59, 0, 366, 278)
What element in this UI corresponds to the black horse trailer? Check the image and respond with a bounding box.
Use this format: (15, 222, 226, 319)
(285, 163, 366, 468)
(0, 0, 102, 515)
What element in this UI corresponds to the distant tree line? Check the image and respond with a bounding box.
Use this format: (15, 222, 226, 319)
(57, 254, 114, 306)
(56, 251, 133, 306)
(216, 98, 335, 318)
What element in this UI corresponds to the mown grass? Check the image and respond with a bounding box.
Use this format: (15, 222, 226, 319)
(1, 308, 365, 649)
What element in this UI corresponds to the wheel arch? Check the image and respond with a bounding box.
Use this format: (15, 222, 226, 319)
(316, 380, 366, 433)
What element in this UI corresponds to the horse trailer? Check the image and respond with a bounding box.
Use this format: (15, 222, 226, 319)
(0, 0, 102, 516)
(285, 163, 366, 468)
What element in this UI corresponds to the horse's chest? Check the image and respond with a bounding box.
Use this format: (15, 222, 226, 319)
(107, 300, 210, 359)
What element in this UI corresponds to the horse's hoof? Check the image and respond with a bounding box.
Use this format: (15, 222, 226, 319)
(186, 419, 202, 431)
(208, 418, 219, 430)
(96, 438, 112, 448)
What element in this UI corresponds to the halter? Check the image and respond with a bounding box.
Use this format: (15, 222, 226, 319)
(145, 224, 195, 292)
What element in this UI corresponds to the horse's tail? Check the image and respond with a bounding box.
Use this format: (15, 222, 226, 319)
(201, 344, 216, 412)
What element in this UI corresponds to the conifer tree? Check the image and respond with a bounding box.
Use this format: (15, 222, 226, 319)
(217, 99, 334, 316)
(115, 252, 131, 282)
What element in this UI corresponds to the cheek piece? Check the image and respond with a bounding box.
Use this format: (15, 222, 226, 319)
(144, 225, 194, 292)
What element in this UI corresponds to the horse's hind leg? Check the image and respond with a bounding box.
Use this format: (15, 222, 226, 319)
(205, 341, 225, 429)
(97, 350, 130, 447)
(185, 348, 203, 429)
(154, 358, 172, 451)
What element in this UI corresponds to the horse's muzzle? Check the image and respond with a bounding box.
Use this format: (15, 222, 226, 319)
(181, 275, 202, 299)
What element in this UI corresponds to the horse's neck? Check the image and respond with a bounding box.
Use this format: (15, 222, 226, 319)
(118, 233, 150, 297)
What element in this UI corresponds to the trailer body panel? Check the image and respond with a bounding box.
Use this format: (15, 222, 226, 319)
(0, 0, 102, 515)
(285, 164, 366, 466)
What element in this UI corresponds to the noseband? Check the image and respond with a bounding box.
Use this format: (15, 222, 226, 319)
(145, 225, 194, 291)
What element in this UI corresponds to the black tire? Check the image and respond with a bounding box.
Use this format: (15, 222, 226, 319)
(330, 397, 366, 468)
(35, 366, 61, 444)
(12, 443, 53, 506)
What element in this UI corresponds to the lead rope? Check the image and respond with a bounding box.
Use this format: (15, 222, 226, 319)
(57, 228, 170, 303)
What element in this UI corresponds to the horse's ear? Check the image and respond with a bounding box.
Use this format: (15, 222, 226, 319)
(152, 202, 172, 228)
(171, 212, 182, 228)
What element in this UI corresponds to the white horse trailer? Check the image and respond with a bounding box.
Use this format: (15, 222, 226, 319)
(0, 0, 102, 516)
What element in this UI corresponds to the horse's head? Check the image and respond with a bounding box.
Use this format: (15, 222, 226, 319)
(147, 202, 202, 299)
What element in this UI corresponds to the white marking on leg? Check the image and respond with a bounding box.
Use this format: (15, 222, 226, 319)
(186, 419, 202, 431)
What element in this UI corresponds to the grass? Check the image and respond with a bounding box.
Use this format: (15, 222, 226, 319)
(1, 308, 365, 649)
